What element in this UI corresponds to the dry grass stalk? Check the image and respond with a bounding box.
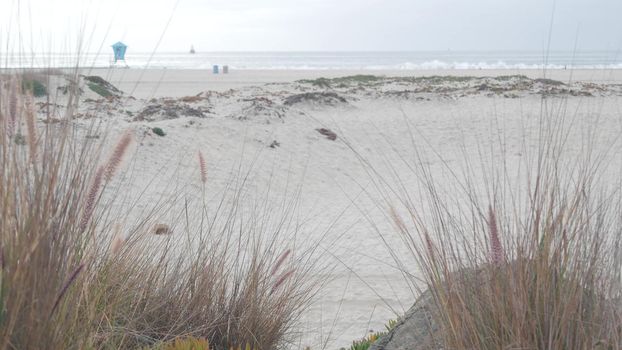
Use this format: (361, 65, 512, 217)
(7, 78, 18, 137)
(377, 104, 622, 349)
(271, 249, 291, 276)
(25, 95, 37, 162)
(272, 269, 295, 294)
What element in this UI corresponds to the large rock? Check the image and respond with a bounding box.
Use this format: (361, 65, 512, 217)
(369, 289, 441, 350)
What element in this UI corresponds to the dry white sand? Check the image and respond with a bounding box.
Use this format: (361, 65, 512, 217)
(58, 69, 622, 349)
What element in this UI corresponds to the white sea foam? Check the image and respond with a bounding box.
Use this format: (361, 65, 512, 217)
(2, 51, 622, 70)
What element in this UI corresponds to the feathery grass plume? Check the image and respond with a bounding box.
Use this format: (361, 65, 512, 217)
(390, 205, 434, 257)
(110, 231, 125, 255)
(103, 131, 132, 181)
(50, 263, 85, 317)
(487, 205, 504, 265)
(271, 249, 291, 276)
(198, 150, 207, 184)
(271, 269, 295, 294)
(79, 166, 104, 232)
(389, 205, 408, 234)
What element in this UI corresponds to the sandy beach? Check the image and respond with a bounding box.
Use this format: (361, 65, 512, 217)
(83, 68, 622, 98)
(33, 68, 622, 348)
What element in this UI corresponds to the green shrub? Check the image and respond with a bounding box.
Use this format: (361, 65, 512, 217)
(22, 79, 47, 97)
(152, 127, 166, 136)
(87, 82, 113, 98)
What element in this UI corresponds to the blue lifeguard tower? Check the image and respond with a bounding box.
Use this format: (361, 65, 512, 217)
(111, 41, 128, 67)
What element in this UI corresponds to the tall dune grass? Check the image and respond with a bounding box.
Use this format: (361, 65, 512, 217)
(0, 71, 318, 349)
(372, 101, 622, 349)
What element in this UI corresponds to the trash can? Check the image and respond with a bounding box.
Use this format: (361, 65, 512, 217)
(213, 65, 219, 74)
(223, 65, 229, 74)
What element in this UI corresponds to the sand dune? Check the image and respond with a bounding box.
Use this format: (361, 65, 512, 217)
(41, 69, 622, 348)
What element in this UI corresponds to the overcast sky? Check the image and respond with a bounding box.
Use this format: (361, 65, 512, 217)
(2, 0, 622, 52)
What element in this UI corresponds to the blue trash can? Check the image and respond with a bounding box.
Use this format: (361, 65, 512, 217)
(213, 65, 219, 74)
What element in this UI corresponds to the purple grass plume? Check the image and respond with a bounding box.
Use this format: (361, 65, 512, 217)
(271, 269, 295, 295)
(488, 205, 504, 265)
(50, 263, 85, 317)
(271, 249, 291, 276)
(104, 132, 132, 181)
(79, 166, 104, 233)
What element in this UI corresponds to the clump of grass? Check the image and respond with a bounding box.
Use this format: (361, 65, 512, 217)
(298, 75, 381, 88)
(84, 75, 121, 98)
(381, 107, 622, 348)
(0, 72, 319, 349)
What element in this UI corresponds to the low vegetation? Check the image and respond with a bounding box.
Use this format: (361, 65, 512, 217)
(0, 73, 318, 349)
(21, 78, 47, 97)
(298, 75, 381, 88)
(84, 75, 122, 98)
(378, 108, 622, 348)
(345, 320, 397, 350)
(152, 127, 166, 136)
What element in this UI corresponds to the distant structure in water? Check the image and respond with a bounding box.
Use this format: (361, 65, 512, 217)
(111, 41, 129, 68)
(190, 45, 196, 54)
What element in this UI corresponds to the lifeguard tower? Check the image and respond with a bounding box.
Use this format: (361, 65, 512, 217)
(110, 41, 129, 67)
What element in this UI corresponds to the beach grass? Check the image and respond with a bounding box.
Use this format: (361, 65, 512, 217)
(0, 72, 319, 349)
(379, 103, 622, 348)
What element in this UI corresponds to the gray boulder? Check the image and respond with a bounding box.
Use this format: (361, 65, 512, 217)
(369, 289, 441, 350)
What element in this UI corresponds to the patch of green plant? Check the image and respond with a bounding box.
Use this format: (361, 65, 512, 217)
(83, 75, 109, 86)
(150, 338, 259, 350)
(298, 75, 382, 88)
(346, 319, 398, 350)
(22, 79, 47, 97)
(152, 127, 166, 137)
(400, 75, 478, 84)
(534, 77, 565, 86)
(14, 134, 27, 146)
(496, 74, 529, 81)
(87, 82, 113, 98)
(159, 337, 210, 350)
(84, 75, 122, 98)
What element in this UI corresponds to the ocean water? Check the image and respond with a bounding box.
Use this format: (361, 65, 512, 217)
(3, 50, 622, 70)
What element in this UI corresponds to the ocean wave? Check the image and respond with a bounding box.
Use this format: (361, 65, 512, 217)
(3, 53, 622, 70)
